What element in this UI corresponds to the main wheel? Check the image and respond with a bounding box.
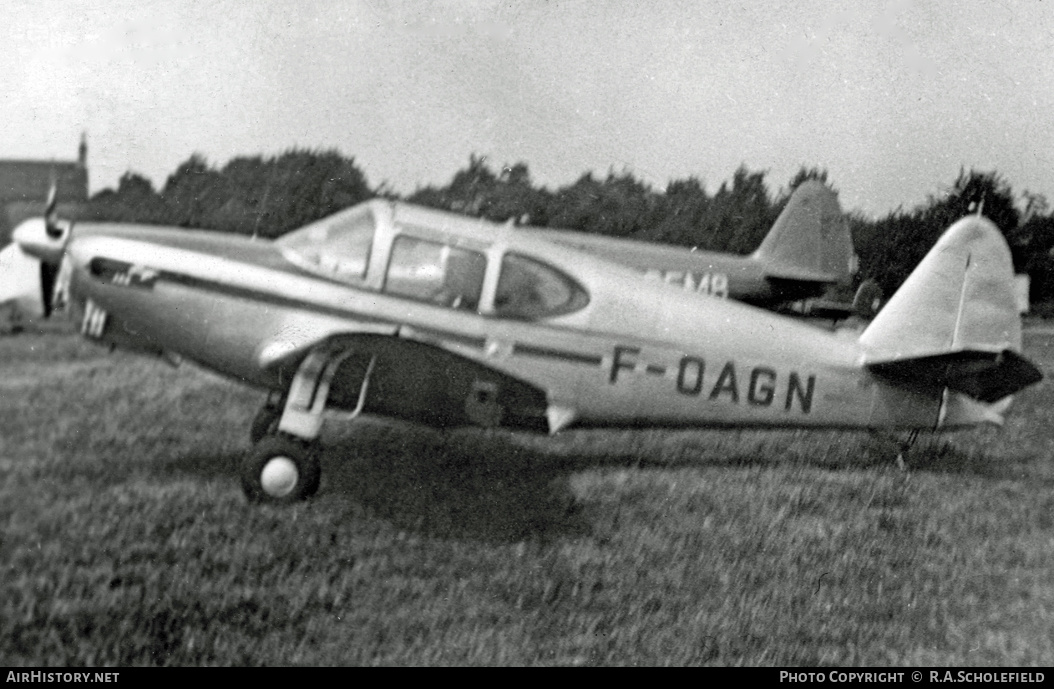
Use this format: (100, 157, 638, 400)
(250, 403, 282, 444)
(241, 435, 322, 504)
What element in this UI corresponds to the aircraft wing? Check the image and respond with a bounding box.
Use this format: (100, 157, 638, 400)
(256, 324, 552, 433)
(256, 319, 400, 372)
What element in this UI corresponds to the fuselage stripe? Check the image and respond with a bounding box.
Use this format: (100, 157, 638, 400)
(512, 343, 604, 366)
(407, 326, 488, 350)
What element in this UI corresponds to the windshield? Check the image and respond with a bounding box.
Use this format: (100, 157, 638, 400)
(277, 205, 375, 281)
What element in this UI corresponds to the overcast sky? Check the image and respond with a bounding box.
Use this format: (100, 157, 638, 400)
(4, 0, 1052, 217)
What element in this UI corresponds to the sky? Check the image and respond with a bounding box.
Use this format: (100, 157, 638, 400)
(3, 0, 1053, 218)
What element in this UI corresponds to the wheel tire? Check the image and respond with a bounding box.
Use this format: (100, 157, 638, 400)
(241, 435, 322, 504)
(250, 404, 281, 444)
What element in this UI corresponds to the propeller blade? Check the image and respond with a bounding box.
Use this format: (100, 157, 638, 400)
(39, 260, 59, 318)
(45, 175, 62, 239)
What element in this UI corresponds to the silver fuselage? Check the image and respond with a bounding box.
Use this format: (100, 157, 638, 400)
(13, 202, 1002, 432)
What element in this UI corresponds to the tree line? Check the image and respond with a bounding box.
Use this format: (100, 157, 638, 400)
(81, 149, 1054, 308)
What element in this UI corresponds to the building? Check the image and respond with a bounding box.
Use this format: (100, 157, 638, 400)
(0, 135, 89, 245)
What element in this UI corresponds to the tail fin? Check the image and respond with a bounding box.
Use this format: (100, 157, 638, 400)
(751, 180, 856, 283)
(860, 215, 1041, 404)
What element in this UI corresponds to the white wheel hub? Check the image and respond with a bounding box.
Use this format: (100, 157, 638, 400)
(260, 456, 299, 497)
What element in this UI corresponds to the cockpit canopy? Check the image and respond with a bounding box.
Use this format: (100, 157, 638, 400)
(277, 201, 589, 320)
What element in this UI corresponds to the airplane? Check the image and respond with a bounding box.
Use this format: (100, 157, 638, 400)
(522, 180, 877, 316)
(5, 194, 1042, 504)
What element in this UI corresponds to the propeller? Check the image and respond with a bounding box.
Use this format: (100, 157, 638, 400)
(44, 175, 62, 238)
(39, 261, 59, 317)
(39, 177, 68, 316)
(4, 177, 75, 320)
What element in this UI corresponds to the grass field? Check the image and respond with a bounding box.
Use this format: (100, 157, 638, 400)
(1, 321, 1052, 666)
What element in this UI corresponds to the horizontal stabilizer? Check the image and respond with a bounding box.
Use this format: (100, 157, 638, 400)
(762, 267, 841, 284)
(867, 349, 1042, 403)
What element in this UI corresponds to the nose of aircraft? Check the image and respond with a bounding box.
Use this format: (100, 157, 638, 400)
(4, 217, 73, 319)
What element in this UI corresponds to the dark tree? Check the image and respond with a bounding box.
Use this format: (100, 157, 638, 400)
(856, 169, 1024, 297)
(161, 154, 224, 228)
(86, 172, 169, 224)
(639, 176, 712, 246)
(700, 166, 778, 254)
(408, 156, 547, 225)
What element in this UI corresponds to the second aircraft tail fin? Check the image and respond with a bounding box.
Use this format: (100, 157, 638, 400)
(751, 180, 856, 284)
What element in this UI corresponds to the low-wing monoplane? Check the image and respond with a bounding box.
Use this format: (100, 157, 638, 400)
(524, 180, 875, 316)
(6, 195, 1042, 503)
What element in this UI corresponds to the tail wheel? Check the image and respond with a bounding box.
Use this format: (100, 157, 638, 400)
(241, 435, 321, 504)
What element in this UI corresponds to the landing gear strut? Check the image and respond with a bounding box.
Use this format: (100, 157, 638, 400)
(872, 429, 920, 471)
(240, 346, 375, 504)
(250, 391, 284, 444)
(896, 429, 921, 471)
